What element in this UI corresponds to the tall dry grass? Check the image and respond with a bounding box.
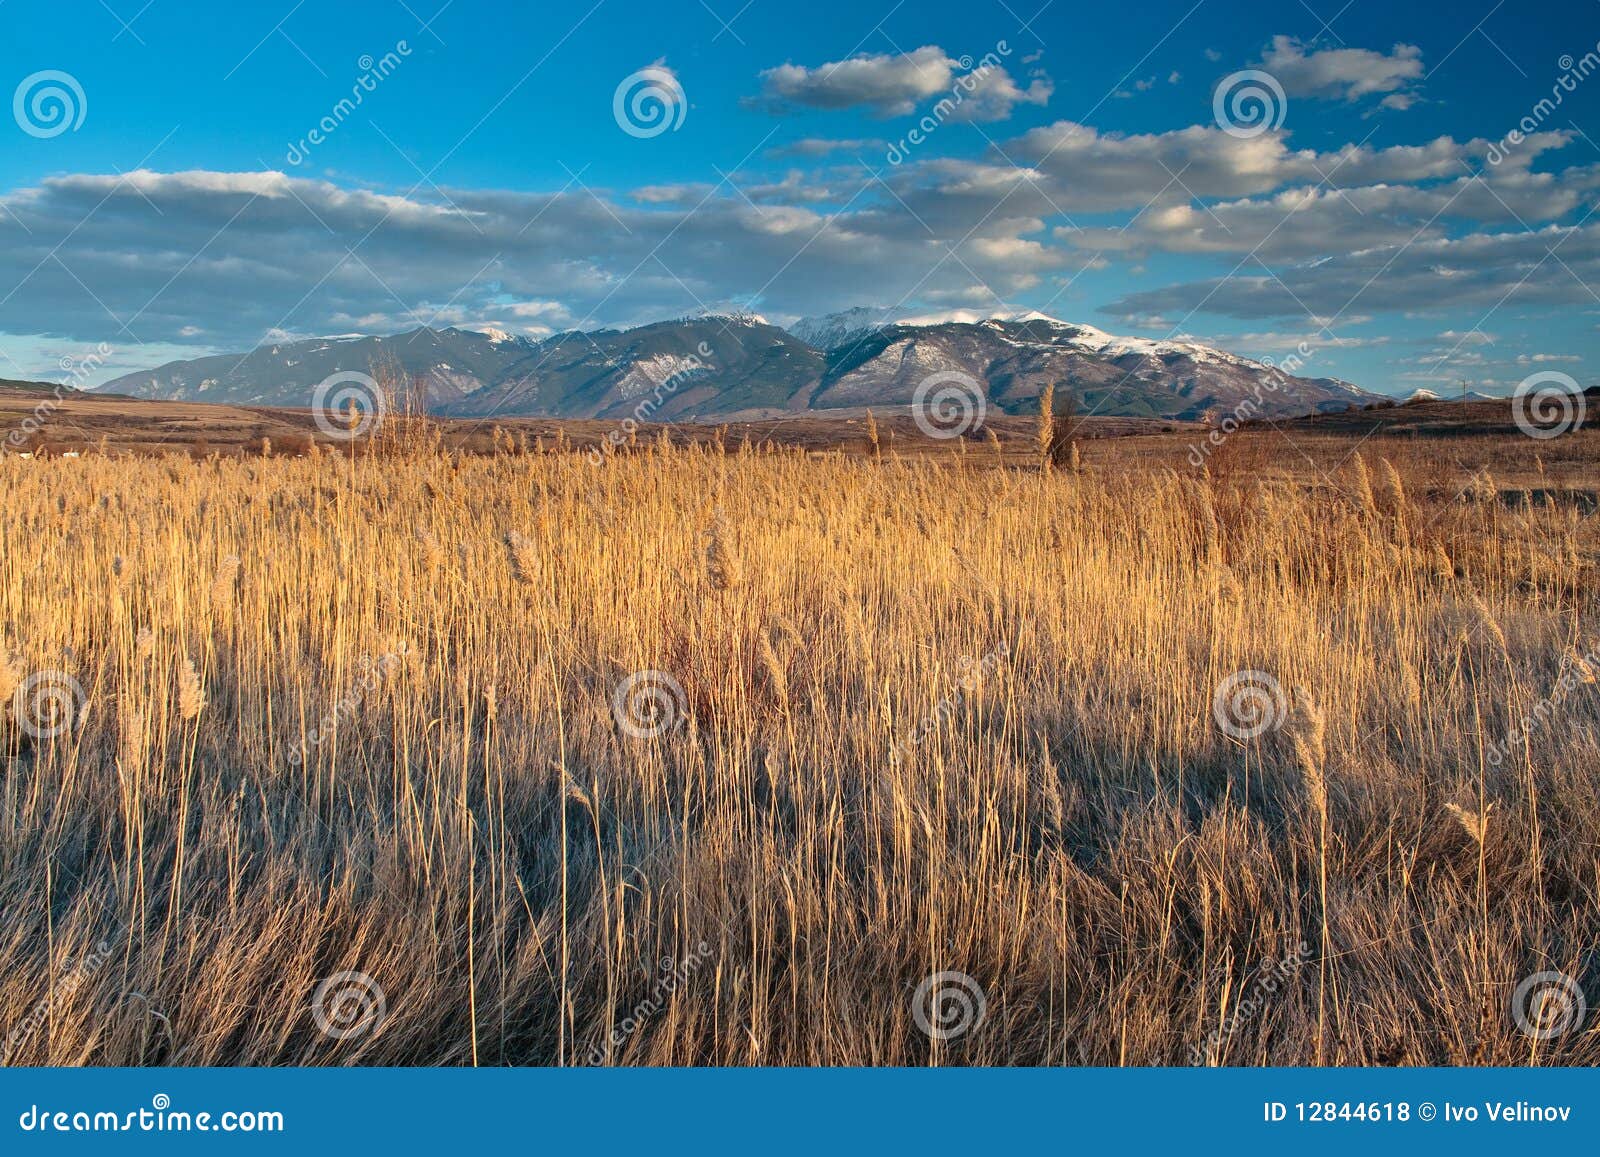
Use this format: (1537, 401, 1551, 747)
(0, 438, 1596, 1065)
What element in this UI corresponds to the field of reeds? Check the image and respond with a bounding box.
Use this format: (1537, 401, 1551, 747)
(1, 431, 1598, 1066)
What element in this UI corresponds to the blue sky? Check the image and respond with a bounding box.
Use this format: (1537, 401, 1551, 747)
(2, 0, 1598, 394)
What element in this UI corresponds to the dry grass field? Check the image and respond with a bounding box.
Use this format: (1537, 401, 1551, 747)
(1, 422, 1598, 1066)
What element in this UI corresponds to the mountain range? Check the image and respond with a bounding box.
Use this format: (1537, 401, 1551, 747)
(98, 310, 1377, 422)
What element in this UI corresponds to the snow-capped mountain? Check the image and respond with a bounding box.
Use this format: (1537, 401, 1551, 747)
(100, 311, 1378, 422)
(1401, 387, 1498, 403)
(798, 312, 1371, 421)
(101, 327, 542, 410)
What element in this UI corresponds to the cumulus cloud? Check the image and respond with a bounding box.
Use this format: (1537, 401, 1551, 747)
(0, 168, 1069, 351)
(754, 45, 1049, 120)
(1257, 35, 1424, 103)
(1061, 164, 1600, 258)
(1, 98, 1593, 374)
(992, 121, 1482, 211)
(1102, 225, 1600, 320)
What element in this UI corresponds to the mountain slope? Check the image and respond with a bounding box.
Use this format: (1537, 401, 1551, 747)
(444, 315, 824, 421)
(104, 327, 538, 409)
(809, 316, 1370, 421)
(99, 312, 1377, 422)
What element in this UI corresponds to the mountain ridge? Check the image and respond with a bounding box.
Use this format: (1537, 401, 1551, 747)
(96, 310, 1379, 423)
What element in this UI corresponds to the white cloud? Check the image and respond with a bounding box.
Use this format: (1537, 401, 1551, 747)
(1257, 35, 1423, 102)
(0, 168, 1070, 350)
(1103, 225, 1600, 320)
(755, 46, 1049, 121)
